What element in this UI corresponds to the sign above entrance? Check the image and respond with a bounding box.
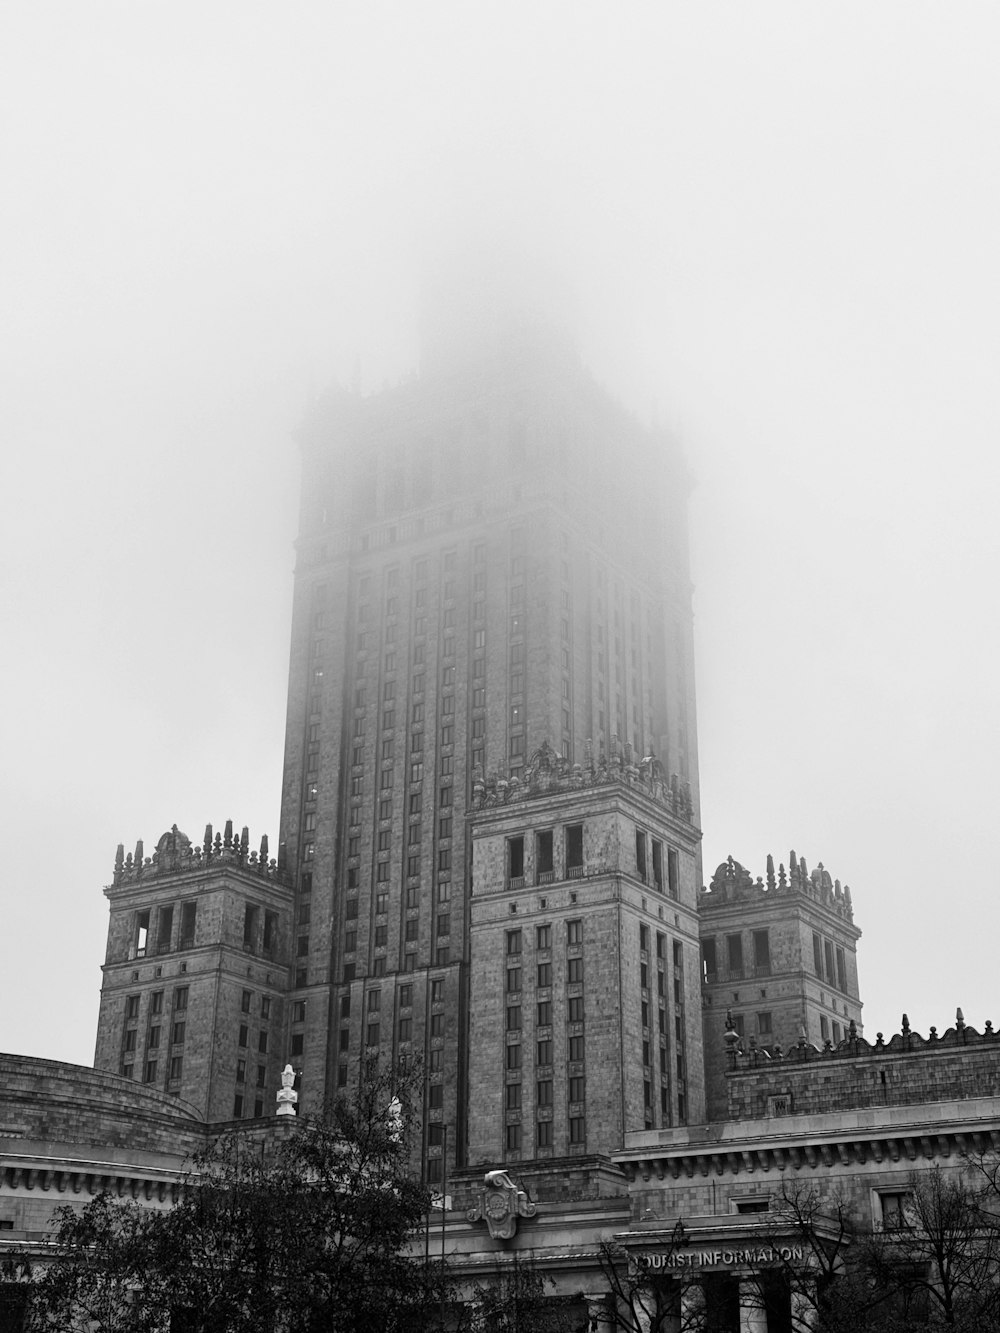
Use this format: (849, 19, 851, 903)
(634, 1243, 805, 1272)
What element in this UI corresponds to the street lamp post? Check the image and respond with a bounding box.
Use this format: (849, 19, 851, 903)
(439, 1124, 448, 1331)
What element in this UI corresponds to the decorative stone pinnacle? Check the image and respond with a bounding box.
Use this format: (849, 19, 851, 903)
(112, 821, 287, 885)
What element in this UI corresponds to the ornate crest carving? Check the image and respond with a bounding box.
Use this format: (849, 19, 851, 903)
(466, 1169, 536, 1240)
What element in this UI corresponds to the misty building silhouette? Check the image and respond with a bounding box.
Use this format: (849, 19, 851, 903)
(92, 316, 865, 1178)
(278, 317, 700, 1178)
(12, 315, 1000, 1331)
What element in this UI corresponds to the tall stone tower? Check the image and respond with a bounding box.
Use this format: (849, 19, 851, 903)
(95, 824, 292, 1121)
(699, 852, 862, 1121)
(277, 314, 701, 1175)
(466, 745, 704, 1173)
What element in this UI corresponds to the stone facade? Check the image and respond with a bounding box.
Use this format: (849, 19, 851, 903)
(0, 1055, 204, 1239)
(467, 743, 704, 1167)
(94, 822, 293, 1122)
(275, 323, 700, 1175)
(725, 1010, 1000, 1119)
(4, 321, 1000, 1333)
(699, 853, 863, 1121)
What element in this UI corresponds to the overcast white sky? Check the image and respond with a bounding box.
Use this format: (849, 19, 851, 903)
(3, 3, 998, 1068)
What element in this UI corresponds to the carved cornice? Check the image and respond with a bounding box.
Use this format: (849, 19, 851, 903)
(701, 852, 854, 922)
(1, 1159, 181, 1202)
(617, 1108, 1000, 1185)
(471, 740, 694, 823)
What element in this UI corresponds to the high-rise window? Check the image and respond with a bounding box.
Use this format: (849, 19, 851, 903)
(508, 837, 525, 882)
(565, 825, 583, 873)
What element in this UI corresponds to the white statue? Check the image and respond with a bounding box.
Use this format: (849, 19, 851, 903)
(386, 1094, 403, 1143)
(276, 1063, 298, 1116)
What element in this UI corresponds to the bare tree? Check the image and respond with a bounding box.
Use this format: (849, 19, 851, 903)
(736, 1180, 871, 1333)
(597, 1221, 709, 1332)
(855, 1166, 1000, 1331)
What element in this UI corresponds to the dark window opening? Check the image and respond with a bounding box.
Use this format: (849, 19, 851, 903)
(508, 836, 524, 882)
(135, 910, 150, 958)
(726, 934, 744, 978)
(157, 905, 173, 954)
(565, 824, 583, 872)
(667, 847, 679, 899)
(536, 830, 553, 879)
(702, 937, 717, 983)
(180, 901, 197, 949)
(263, 911, 278, 954)
(880, 1192, 913, 1230)
(244, 905, 259, 952)
(752, 930, 771, 974)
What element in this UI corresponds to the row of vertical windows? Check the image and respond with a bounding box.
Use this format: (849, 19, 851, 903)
(239, 989, 271, 1018)
(121, 986, 188, 1084)
(346, 553, 469, 965)
(339, 976, 445, 1068)
(634, 829, 679, 897)
(729, 1012, 772, 1040)
(591, 568, 655, 757)
(133, 901, 198, 959)
(819, 1014, 845, 1046)
(339, 549, 485, 982)
(242, 904, 279, 955)
(504, 920, 585, 1157)
(302, 586, 326, 861)
(701, 930, 771, 983)
(813, 932, 848, 991)
(506, 828, 584, 885)
(639, 925, 688, 1124)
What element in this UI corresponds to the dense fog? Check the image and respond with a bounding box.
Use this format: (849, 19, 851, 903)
(2, 3, 999, 1063)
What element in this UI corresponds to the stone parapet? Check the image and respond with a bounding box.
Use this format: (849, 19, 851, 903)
(0, 1054, 204, 1148)
(112, 821, 287, 888)
(471, 740, 694, 825)
(701, 852, 853, 922)
(724, 1010, 1000, 1118)
(618, 1093, 1000, 1183)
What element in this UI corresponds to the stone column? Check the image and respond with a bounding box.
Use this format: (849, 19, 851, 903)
(738, 1278, 768, 1333)
(679, 1280, 705, 1332)
(790, 1279, 818, 1331)
(630, 1293, 653, 1333)
(583, 1291, 613, 1333)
